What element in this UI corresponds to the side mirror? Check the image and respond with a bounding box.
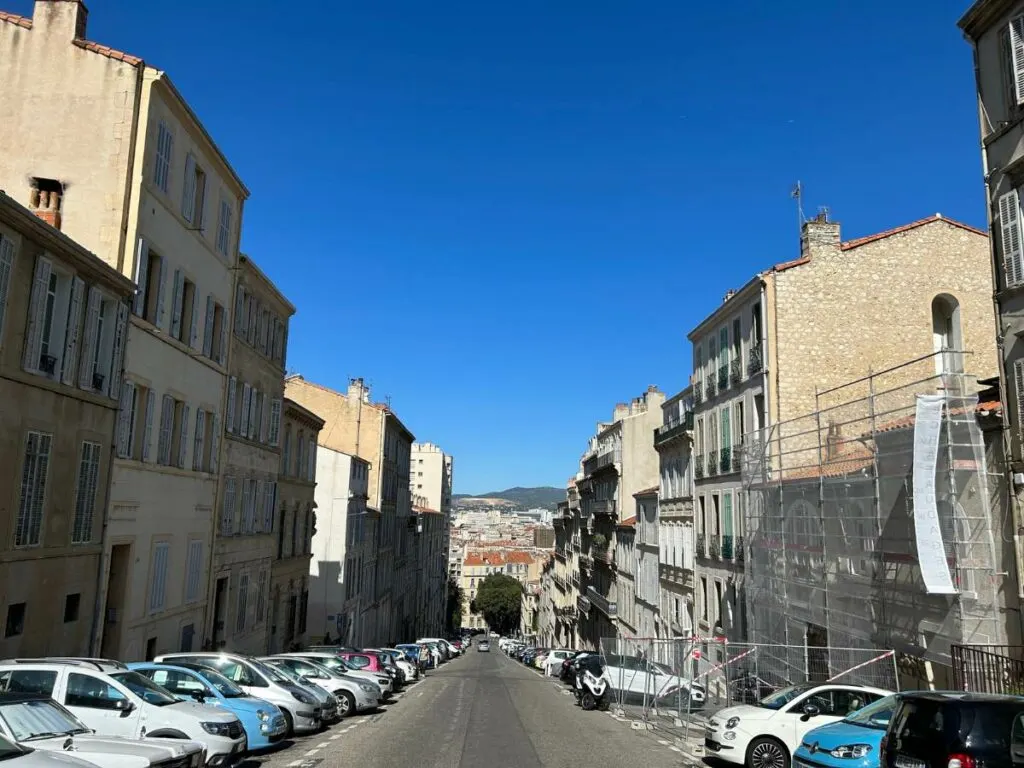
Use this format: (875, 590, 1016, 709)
(801, 703, 820, 721)
(189, 690, 207, 703)
(116, 700, 135, 717)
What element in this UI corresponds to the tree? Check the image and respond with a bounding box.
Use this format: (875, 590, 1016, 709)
(473, 573, 523, 635)
(445, 577, 464, 633)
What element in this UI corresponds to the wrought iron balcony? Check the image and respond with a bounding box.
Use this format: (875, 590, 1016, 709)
(592, 500, 616, 518)
(721, 534, 734, 561)
(730, 357, 742, 385)
(736, 535, 745, 564)
(696, 531, 706, 559)
(748, 343, 763, 375)
(694, 454, 705, 479)
(709, 535, 721, 559)
(587, 586, 617, 617)
(706, 452, 718, 476)
(720, 446, 733, 474)
(577, 595, 592, 615)
(705, 379, 715, 401)
(718, 365, 728, 391)
(693, 386, 703, 405)
(655, 411, 694, 446)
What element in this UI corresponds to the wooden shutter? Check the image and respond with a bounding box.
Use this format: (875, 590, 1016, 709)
(259, 395, 269, 443)
(254, 479, 264, 532)
(177, 403, 191, 469)
(240, 383, 251, 436)
(186, 540, 203, 602)
(170, 269, 184, 339)
(133, 238, 149, 316)
(22, 256, 52, 372)
(182, 153, 197, 223)
(1001, 189, 1024, 288)
(226, 376, 237, 433)
(202, 294, 215, 356)
(108, 302, 128, 400)
(78, 287, 102, 389)
(61, 277, 85, 385)
(248, 388, 258, 439)
(210, 414, 221, 474)
(193, 409, 206, 471)
(116, 381, 135, 458)
(189, 285, 200, 349)
(234, 287, 245, 337)
(149, 543, 170, 613)
(1012, 18, 1024, 106)
(142, 390, 156, 462)
(269, 398, 282, 446)
(222, 475, 236, 534)
(158, 394, 174, 465)
(218, 308, 228, 365)
(0, 234, 14, 345)
(155, 258, 167, 329)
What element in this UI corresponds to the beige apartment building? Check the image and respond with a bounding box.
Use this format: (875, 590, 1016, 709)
(0, 191, 133, 656)
(268, 399, 323, 652)
(209, 255, 293, 654)
(285, 376, 415, 644)
(0, 0, 248, 659)
(410, 443, 454, 637)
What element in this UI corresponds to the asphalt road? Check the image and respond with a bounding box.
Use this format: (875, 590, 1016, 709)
(244, 646, 691, 768)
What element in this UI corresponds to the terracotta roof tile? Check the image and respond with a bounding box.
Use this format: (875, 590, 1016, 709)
(72, 39, 143, 66)
(412, 505, 441, 515)
(617, 516, 637, 528)
(0, 10, 31, 28)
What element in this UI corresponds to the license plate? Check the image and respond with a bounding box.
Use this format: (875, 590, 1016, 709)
(896, 757, 926, 768)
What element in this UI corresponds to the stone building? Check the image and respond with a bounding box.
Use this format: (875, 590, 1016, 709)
(0, 190, 133, 656)
(268, 399, 323, 653)
(0, 0, 249, 659)
(410, 442, 454, 636)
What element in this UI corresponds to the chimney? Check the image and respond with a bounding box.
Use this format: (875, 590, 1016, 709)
(613, 403, 629, 421)
(33, 0, 89, 41)
(800, 207, 841, 259)
(724, 289, 736, 303)
(348, 377, 370, 404)
(29, 178, 63, 230)
(825, 421, 842, 461)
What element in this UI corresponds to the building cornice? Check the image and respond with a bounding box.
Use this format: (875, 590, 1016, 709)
(687, 274, 764, 341)
(239, 254, 296, 315)
(959, 0, 1018, 39)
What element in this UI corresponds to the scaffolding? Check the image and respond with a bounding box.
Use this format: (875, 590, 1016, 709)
(742, 351, 1003, 687)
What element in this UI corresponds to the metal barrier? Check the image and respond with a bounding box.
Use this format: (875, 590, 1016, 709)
(598, 637, 899, 744)
(952, 644, 1024, 694)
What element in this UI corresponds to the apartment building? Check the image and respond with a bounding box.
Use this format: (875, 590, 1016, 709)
(655, 387, 696, 639)
(461, 550, 538, 630)
(0, 1, 249, 659)
(632, 488, 660, 639)
(690, 211, 998, 645)
(0, 191, 133, 656)
(410, 442, 455, 636)
(268, 399, 323, 652)
(285, 376, 415, 644)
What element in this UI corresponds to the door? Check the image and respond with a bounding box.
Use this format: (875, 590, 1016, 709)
(62, 672, 140, 738)
(212, 578, 229, 649)
(100, 544, 131, 658)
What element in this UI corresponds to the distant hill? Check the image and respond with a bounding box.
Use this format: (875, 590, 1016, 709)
(454, 486, 565, 510)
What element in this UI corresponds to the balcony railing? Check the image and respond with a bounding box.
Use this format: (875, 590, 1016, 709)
(720, 446, 732, 474)
(730, 357, 742, 385)
(696, 531, 706, 559)
(736, 535, 745, 564)
(592, 500, 616, 518)
(693, 386, 703, 405)
(706, 452, 718, 476)
(587, 586, 617, 617)
(721, 533, 734, 561)
(718, 365, 728, 391)
(654, 411, 694, 446)
(694, 454, 704, 479)
(709, 535, 721, 559)
(705, 379, 715, 401)
(748, 343, 763, 375)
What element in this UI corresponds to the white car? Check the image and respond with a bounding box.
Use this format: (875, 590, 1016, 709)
(271, 653, 393, 695)
(602, 654, 706, 707)
(0, 693, 205, 768)
(0, 660, 243, 765)
(260, 657, 380, 716)
(705, 682, 893, 768)
(542, 650, 574, 676)
(0, 732, 100, 767)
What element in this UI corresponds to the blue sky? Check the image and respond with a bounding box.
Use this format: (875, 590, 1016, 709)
(14, 0, 985, 493)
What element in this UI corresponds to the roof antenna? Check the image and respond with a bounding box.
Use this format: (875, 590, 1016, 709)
(791, 181, 806, 237)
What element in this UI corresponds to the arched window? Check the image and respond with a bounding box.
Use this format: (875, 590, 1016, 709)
(932, 294, 963, 374)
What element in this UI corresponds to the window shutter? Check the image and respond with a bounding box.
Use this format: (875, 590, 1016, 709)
(177, 403, 191, 469)
(247, 298, 257, 346)
(264, 482, 275, 532)
(254, 479, 264, 532)
(78, 287, 102, 389)
(240, 383, 251, 436)
(269, 398, 282, 446)
(182, 153, 197, 223)
(1001, 190, 1024, 288)
(218, 309, 228, 365)
(193, 409, 206, 471)
(133, 238, 149, 316)
(226, 376, 237, 433)
(308, 441, 317, 482)
(116, 381, 135, 458)
(259, 395, 269, 443)
(1012, 18, 1024, 106)
(197, 172, 208, 229)
(202, 294, 215, 356)
(241, 478, 252, 533)
(149, 543, 170, 613)
(0, 234, 14, 346)
(22, 256, 52, 372)
(186, 540, 203, 603)
(222, 475, 236, 535)
(189, 286, 200, 350)
(61, 277, 85, 385)
(234, 287, 245, 338)
(142, 390, 156, 462)
(154, 258, 168, 329)
(248, 388, 258, 439)
(170, 269, 184, 339)
(210, 414, 221, 474)
(108, 302, 128, 400)
(158, 394, 174, 465)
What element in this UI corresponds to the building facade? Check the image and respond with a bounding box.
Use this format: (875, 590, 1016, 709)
(268, 399, 323, 652)
(632, 488, 660, 639)
(0, 191, 133, 656)
(410, 442, 454, 637)
(0, 0, 249, 660)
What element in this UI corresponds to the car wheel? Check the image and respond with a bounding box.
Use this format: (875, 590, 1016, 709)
(748, 737, 789, 768)
(336, 691, 355, 718)
(282, 709, 295, 736)
(581, 692, 597, 711)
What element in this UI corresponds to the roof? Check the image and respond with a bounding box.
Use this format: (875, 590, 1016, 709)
(617, 516, 637, 528)
(0, 10, 31, 28)
(633, 486, 659, 497)
(959, 0, 1015, 39)
(872, 400, 1001, 434)
(463, 550, 536, 567)
(239, 254, 296, 315)
(72, 38, 142, 66)
(413, 506, 443, 515)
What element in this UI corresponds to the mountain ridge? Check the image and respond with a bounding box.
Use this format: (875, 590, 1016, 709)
(454, 486, 565, 510)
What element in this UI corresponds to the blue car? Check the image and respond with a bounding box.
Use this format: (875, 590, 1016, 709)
(793, 694, 899, 768)
(128, 661, 288, 751)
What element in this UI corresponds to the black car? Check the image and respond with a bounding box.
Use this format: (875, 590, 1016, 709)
(882, 692, 1024, 768)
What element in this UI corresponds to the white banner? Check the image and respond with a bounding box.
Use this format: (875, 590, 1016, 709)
(912, 395, 957, 595)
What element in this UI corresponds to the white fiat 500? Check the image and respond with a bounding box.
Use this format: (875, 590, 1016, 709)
(704, 683, 892, 768)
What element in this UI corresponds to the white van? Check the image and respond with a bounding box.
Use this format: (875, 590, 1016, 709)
(0, 660, 242, 766)
(155, 654, 322, 736)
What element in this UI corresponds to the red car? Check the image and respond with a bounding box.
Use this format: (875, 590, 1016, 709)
(340, 651, 388, 674)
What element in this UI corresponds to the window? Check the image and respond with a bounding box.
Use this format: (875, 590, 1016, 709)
(216, 198, 233, 256)
(203, 296, 227, 364)
(307, 441, 317, 481)
(16, 431, 51, 547)
(185, 539, 203, 603)
(170, 271, 198, 347)
(0, 669, 55, 695)
(65, 674, 126, 710)
(719, 327, 728, 368)
(263, 481, 275, 532)
(732, 317, 741, 361)
(269, 399, 282, 446)
(1001, 189, 1024, 289)
(932, 294, 963, 374)
(4, 603, 25, 638)
(134, 242, 166, 327)
(700, 577, 708, 621)
(116, 382, 137, 460)
(149, 542, 170, 613)
(129, 386, 156, 462)
(0, 232, 14, 346)
(295, 433, 305, 477)
(277, 507, 286, 558)
(181, 154, 207, 228)
(221, 476, 236, 535)
(64, 593, 80, 623)
(239, 383, 252, 437)
(234, 286, 247, 339)
(236, 572, 249, 633)
(721, 407, 731, 452)
(71, 441, 102, 543)
(226, 376, 237, 434)
(241, 478, 255, 533)
(255, 570, 268, 624)
(246, 296, 257, 346)
(23, 257, 77, 380)
(192, 409, 206, 471)
(154, 121, 174, 193)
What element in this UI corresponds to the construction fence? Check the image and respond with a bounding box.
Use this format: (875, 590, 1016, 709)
(599, 635, 898, 741)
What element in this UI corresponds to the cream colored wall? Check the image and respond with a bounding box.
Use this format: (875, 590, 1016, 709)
(412, 445, 446, 511)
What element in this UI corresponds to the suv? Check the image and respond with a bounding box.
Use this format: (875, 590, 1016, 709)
(882, 692, 1024, 768)
(0, 693, 205, 768)
(0, 660, 243, 766)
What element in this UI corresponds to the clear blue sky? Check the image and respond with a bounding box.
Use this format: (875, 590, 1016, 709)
(14, 0, 985, 493)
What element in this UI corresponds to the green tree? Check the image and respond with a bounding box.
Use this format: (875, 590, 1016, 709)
(445, 577, 464, 633)
(473, 573, 523, 635)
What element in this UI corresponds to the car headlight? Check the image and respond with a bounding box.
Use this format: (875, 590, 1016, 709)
(725, 717, 740, 729)
(378, 677, 389, 685)
(359, 683, 376, 693)
(829, 744, 873, 759)
(200, 721, 233, 736)
(293, 691, 316, 705)
(256, 709, 269, 722)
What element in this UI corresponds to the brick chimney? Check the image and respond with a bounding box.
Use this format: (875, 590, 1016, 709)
(29, 178, 63, 230)
(33, 0, 89, 41)
(800, 208, 841, 259)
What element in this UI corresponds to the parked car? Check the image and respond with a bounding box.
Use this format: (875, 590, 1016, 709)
(793, 694, 898, 768)
(0, 693, 206, 768)
(128, 662, 287, 750)
(261, 657, 380, 716)
(706, 682, 893, 768)
(155, 653, 323, 736)
(273, 653, 392, 695)
(0, 660, 245, 766)
(339, 653, 389, 676)
(542, 650, 574, 676)
(249, 662, 338, 723)
(0, 731, 105, 767)
(600, 654, 706, 708)
(881, 691, 1024, 768)
(381, 651, 418, 682)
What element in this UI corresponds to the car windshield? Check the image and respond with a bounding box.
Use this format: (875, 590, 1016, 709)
(252, 661, 291, 684)
(194, 667, 245, 698)
(0, 699, 90, 741)
(842, 695, 897, 730)
(311, 656, 349, 672)
(758, 683, 816, 710)
(110, 672, 177, 706)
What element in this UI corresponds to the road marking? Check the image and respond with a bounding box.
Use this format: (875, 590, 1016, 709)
(303, 749, 320, 756)
(287, 761, 303, 767)
(316, 742, 330, 748)
(670, 746, 682, 753)
(330, 734, 341, 740)
(416, 691, 424, 697)
(658, 740, 669, 745)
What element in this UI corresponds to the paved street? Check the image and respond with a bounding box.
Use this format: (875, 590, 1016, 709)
(243, 648, 691, 768)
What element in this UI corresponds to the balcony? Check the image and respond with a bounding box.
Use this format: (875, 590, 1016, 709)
(730, 357, 742, 385)
(592, 500, 616, 518)
(693, 386, 703, 405)
(706, 452, 718, 476)
(709, 535, 721, 559)
(736, 535, 745, 564)
(718, 365, 728, 391)
(720, 446, 733, 474)
(593, 546, 612, 566)
(654, 411, 694, 447)
(705, 379, 716, 401)
(721, 533, 734, 561)
(694, 454, 705, 479)
(587, 586, 617, 617)
(696, 531, 707, 559)
(748, 343, 763, 375)
(577, 595, 592, 614)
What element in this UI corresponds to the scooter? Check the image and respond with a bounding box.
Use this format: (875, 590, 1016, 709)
(574, 660, 610, 711)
